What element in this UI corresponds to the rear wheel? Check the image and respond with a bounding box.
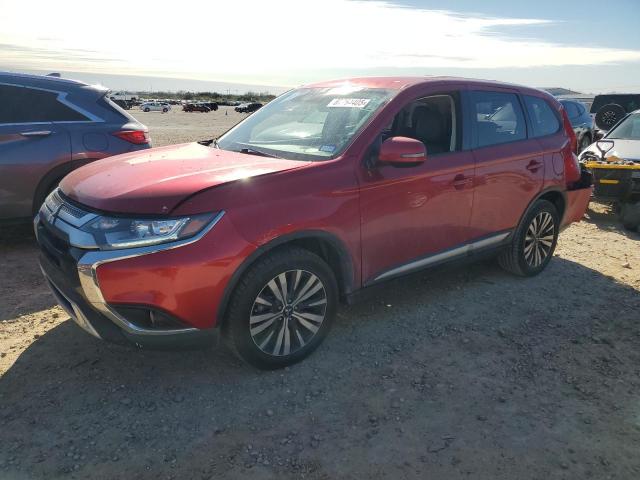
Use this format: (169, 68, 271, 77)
(498, 199, 559, 276)
(144, 107, 150, 112)
(225, 247, 337, 369)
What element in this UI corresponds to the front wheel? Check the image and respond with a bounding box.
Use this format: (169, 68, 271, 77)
(498, 199, 559, 276)
(225, 247, 338, 369)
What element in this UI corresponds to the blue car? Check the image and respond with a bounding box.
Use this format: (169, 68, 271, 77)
(0, 72, 151, 222)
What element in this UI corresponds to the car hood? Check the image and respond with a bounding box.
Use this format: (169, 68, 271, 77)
(60, 142, 310, 214)
(581, 139, 640, 162)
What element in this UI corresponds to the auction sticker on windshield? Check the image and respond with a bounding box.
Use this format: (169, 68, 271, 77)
(327, 98, 371, 108)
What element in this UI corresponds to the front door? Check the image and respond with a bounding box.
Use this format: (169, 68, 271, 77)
(358, 91, 476, 284)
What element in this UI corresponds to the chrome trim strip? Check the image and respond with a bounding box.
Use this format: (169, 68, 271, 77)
(373, 231, 510, 282)
(41, 267, 101, 339)
(76, 211, 225, 336)
(53, 217, 100, 249)
(401, 152, 426, 158)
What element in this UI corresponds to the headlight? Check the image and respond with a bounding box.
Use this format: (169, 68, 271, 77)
(82, 213, 219, 250)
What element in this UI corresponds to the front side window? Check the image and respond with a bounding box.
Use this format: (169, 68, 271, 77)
(525, 95, 561, 138)
(607, 113, 640, 140)
(217, 86, 395, 161)
(470, 91, 526, 147)
(0, 84, 89, 124)
(382, 94, 458, 155)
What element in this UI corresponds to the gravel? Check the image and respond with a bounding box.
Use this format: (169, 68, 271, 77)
(1, 110, 640, 478)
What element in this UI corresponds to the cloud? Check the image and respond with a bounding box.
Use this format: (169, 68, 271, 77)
(1, 0, 639, 85)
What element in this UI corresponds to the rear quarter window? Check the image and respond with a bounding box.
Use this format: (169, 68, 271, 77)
(0, 84, 89, 124)
(524, 95, 560, 138)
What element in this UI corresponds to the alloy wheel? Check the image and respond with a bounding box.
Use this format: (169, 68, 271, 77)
(524, 211, 555, 268)
(249, 270, 327, 357)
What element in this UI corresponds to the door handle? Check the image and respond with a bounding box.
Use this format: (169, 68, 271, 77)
(452, 174, 472, 189)
(526, 160, 542, 172)
(20, 130, 52, 137)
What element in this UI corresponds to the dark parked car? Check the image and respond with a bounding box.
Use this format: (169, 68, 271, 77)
(235, 102, 263, 113)
(36, 77, 592, 369)
(183, 103, 210, 113)
(559, 99, 594, 153)
(0, 72, 151, 222)
(591, 94, 640, 133)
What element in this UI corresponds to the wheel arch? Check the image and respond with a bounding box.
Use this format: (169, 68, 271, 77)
(216, 230, 356, 327)
(32, 159, 92, 215)
(522, 187, 566, 226)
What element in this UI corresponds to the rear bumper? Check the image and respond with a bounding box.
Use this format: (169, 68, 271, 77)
(562, 186, 592, 226)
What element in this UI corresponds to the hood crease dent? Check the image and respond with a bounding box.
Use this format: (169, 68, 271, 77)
(60, 143, 309, 215)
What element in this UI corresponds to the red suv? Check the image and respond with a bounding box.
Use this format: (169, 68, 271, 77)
(35, 77, 592, 369)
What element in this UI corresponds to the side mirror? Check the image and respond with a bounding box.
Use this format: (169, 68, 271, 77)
(378, 136, 427, 165)
(595, 139, 614, 158)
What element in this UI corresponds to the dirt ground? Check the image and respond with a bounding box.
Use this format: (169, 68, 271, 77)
(1, 108, 640, 479)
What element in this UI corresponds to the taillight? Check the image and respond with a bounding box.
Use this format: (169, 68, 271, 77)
(112, 130, 150, 145)
(560, 108, 581, 185)
(561, 108, 577, 153)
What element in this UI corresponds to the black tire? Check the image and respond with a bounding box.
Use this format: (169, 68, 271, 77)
(224, 247, 338, 369)
(595, 103, 626, 131)
(162, 108, 168, 113)
(498, 199, 559, 276)
(144, 107, 150, 112)
(619, 201, 640, 231)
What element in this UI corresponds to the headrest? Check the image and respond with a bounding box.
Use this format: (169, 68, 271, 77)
(413, 106, 444, 143)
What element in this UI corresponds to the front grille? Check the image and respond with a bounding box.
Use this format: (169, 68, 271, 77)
(59, 200, 88, 219)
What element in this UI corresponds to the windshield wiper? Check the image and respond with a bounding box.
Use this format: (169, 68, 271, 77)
(238, 147, 281, 159)
(197, 138, 219, 148)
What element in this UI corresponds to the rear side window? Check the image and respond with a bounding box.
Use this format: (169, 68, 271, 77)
(0, 84, 89, 124)
(470, 91, 526, 147)
(99, 94, 131, 121)
(562, 101, 579, 119)
(524, 96, 560, 138)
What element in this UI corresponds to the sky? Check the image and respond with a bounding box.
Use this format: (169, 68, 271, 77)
(1, 0, 639, 94)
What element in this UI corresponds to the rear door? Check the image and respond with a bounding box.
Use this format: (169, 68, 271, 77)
(466, 89, 544, 238)
(0, 84, 76, 219)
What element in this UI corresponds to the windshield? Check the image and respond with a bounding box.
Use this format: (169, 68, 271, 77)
(607, 113, 640, 140)
(217, 86, 395, 160)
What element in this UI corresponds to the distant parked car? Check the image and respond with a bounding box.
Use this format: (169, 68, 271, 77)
(591, 94, 640, 134)
(235, 102, 263, 113)
(140, 102, 170, 113)
(183, 103, 210, 113)
(205, 102, 219, 111)
(0, 72, 150, 222)
(559, 99, 595, 153)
